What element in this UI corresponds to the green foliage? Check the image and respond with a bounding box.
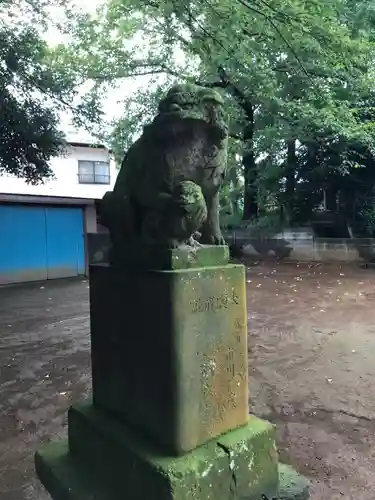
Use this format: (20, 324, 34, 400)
(246, 213, 283, 232)
(0, 26, 63, 182)
(51, 0, 375, 224)
(356, 196, 375, 236)
(0, 0, 105, 183)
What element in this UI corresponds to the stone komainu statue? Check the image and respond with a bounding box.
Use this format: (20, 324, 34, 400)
(100, 84, 228, 256)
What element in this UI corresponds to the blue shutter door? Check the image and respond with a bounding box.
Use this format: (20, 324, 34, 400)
(45, 207, 85, 279)
(0, 204, 48, 285)
(0, 204, 85, 284)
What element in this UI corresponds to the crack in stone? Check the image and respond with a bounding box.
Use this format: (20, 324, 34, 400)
(216, 444, 279, 500)
(217, 442, 237, 499)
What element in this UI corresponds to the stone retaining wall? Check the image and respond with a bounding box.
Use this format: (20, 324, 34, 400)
(226, 228, 375, 262)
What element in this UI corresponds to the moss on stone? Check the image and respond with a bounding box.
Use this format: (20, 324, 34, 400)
(106, 244, 229, 269)
(101, 82, 228, 254)
(277, 463, 310, 500)
(35, 405, 277, 500)
(35, 402, 280, 500)
(158, 84, 225, 114)
(35, 440, 112, 500)
(35, 419, 309, 500)
(89, 264, 248, 454)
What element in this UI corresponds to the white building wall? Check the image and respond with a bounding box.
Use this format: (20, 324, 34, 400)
(0, 144, 118, 200)
(85, 204, 99, 233)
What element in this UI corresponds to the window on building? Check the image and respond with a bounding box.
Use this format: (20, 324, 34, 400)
(78, 161, 110, 184)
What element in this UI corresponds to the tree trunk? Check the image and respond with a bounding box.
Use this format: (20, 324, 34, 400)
(196, 67, 257, 220)
(285, 139, 296, 221)
(241, 106, 257, 220)
(243, 149, 258, 220)
(325, 188, 338, 212)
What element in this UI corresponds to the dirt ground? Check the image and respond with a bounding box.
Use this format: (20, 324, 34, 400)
(1, 262, 375, 499)
(247, 260, 375, 500)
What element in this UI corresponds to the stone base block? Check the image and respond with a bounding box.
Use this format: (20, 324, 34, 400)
(34, 401, 299, 500)
(35, 429, 308, 500)
(278, 464, 309, 500)
(90, 263, 248, 454)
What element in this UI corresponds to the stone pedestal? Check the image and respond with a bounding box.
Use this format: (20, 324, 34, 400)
(36, 402, 309, 500)
(90, 261, 248, 454)
(35, 246, 309, 499)
(37, 402, 278, 500)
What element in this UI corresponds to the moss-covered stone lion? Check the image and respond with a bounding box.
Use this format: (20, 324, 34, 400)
(101, 83, 229, 257)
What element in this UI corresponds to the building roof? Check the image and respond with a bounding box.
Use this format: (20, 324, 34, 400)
(67, 141, 109, 150)
(0, 193, 96, 205)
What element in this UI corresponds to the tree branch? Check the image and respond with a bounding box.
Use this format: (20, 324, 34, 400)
(6, 65, 104, 137)
(182, 4, 234, 61)
(87, 68, 182, 80)
(252, 0, 300, 22)
(230, 132, 243, 140)
(197, 66, 254, 127)
(195, 79, 228, 89)
(218, 66, 254, 120)
(235, 0, 310, 78)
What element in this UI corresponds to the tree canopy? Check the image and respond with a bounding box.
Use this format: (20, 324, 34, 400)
(9, 0, 375, 235)
(0, 0, 103, 183)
